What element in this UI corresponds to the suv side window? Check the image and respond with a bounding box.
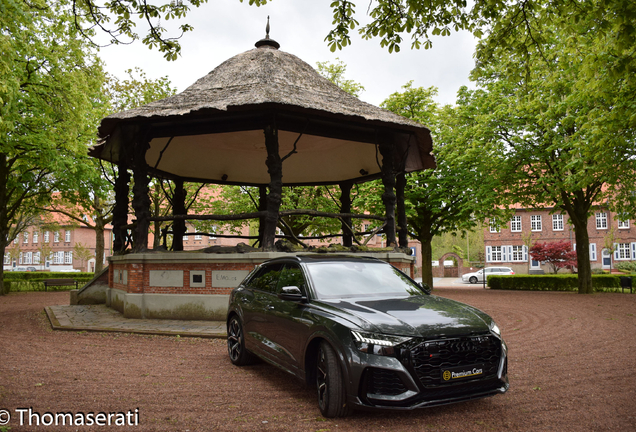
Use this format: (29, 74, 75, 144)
(247, 263, 285, 294)
(277, 264, 307, 294)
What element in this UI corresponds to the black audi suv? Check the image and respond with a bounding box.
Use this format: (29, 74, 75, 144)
(226, 255, 508, 417)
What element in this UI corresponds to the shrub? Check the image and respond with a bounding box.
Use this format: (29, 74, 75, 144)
(489, 274, 629, 292)
(616, 262, 636, 273)
(1, 272, 93, 292)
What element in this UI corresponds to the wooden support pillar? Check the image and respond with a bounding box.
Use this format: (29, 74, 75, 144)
(131, 130, 151, 252)
(339, 181, 353, 247)
(396, 172, 408, 248)
(262, 124, 283, 251)
(379, 143, 397, 247)
(112, 161, 130, 254)
(258, 185, 267, 247)
(172, 179, 187, 251)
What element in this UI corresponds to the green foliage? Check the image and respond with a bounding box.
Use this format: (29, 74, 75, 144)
(315, 58, 365, 97)
(616, 262, 636, 273)
(71, 0, 210, 60)
(488, 275, 627, 292)
(457, 5, 636, 294)
(364, 81, 506, 286)
(0, 0, 106, 291)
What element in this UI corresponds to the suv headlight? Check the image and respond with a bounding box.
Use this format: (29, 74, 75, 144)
(351, 331, 412, 356)
(489, 321, 501, 336)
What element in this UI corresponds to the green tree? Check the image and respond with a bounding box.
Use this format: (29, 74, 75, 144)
(461, 17, 636, 293)
(358, 82, 504, 287)
(315, 58, 365, 97)
(0, 0, 105, 293)
(48, 68, 176, 271)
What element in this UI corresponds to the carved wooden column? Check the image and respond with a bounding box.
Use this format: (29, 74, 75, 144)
(172, 178, 186, 251)
(262, 124, 282, 251)
(131, 129, 151, 252)
(258, 185, 267, 247)
(396, 172, 408, 248)
(379, 143, 397, 247)
(339, 181, 353, 247)
(112, 161, 130, 254)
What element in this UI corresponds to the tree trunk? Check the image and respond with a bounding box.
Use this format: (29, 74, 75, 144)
(0, 239, 6, 296)
(419, 233, 434, 289)
(262, 124, 282, 251)
(571, 216, 593, 294)
(94, 214, 106, 274)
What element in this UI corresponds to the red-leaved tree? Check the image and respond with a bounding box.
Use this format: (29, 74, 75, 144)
(529, 240, 578, 274)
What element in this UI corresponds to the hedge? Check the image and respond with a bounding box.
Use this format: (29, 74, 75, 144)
(488, 274, 633, 292)
(2, 272, 94, 293)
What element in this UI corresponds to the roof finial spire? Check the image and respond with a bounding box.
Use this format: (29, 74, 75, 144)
(255, 16, 280, 49)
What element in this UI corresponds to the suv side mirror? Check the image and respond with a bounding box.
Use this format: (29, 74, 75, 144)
(419, 282, 432, 294)
(278, 286, 306, 302)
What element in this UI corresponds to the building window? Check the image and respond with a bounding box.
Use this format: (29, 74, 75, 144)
(64, 251, 73, 264)
(596, 212, 607, 229)
(54, 232, 60, 243)
(615, 243, 630, 260)
(182, 234, 188, 241)
(531, 215, 542, 231)
(489, 219, 500, 233)
(3, 253, 10, 265)
(23, 232, 29, 243)
(618, 219, 630, 229)
(25, 252, 32, 264)
(552, 214, 564, 231)
(33, 231, 39, 243)
(34, 252, 40, 264)
(14, 237, 18, 244)
(511, 245, 526, 262)
(194, 227, 202, 240)
(65, 230, 71, 242)
(19, 252, 23, 264)
(491, 246, 502, 261)
(510, 216, 522, 232)
(53, 251, 64, 264)
(44, 231, 50, 243)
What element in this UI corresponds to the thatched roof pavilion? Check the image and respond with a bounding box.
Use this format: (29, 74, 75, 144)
(91, 29, 436, 252)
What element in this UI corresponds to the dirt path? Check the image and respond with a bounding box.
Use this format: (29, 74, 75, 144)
(0, 290, 635, 431)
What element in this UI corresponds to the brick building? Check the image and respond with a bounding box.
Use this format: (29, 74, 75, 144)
(3, 216, 112, 273)
(485, 207, 636, 274)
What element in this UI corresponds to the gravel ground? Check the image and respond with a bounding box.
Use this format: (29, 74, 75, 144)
(0, 289, 635, 431)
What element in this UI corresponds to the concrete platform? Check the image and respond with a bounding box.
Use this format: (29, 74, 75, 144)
(45, 304, 226, 338)
(45, 278, 479, 339)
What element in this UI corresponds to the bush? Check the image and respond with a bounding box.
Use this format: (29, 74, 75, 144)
(616, 262, 636, 273)
(1, 272, 94, 292)
(489, 274, 631, 292)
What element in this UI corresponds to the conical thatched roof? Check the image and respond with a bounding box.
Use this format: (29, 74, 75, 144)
(93, 42, 435, 186)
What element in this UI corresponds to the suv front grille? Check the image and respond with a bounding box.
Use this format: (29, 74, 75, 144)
(410, 335, 502, 388)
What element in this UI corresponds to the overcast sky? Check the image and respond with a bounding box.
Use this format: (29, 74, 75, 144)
(97, 0, 478, 107)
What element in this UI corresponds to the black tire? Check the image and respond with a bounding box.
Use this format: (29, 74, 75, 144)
(469, 276, 478, 284)
(227, 315, 256, 366)
(316, 341, 350, 418)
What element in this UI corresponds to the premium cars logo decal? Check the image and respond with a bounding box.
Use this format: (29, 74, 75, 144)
(442, 364, 484, 382)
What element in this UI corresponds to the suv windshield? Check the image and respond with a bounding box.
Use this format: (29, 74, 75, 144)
(306, 261, 423, 299)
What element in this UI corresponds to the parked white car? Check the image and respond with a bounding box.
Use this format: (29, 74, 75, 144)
(462, 267, 515, 284)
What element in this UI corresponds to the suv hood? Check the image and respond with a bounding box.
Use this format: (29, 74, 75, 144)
(320, 294, 492, 338)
